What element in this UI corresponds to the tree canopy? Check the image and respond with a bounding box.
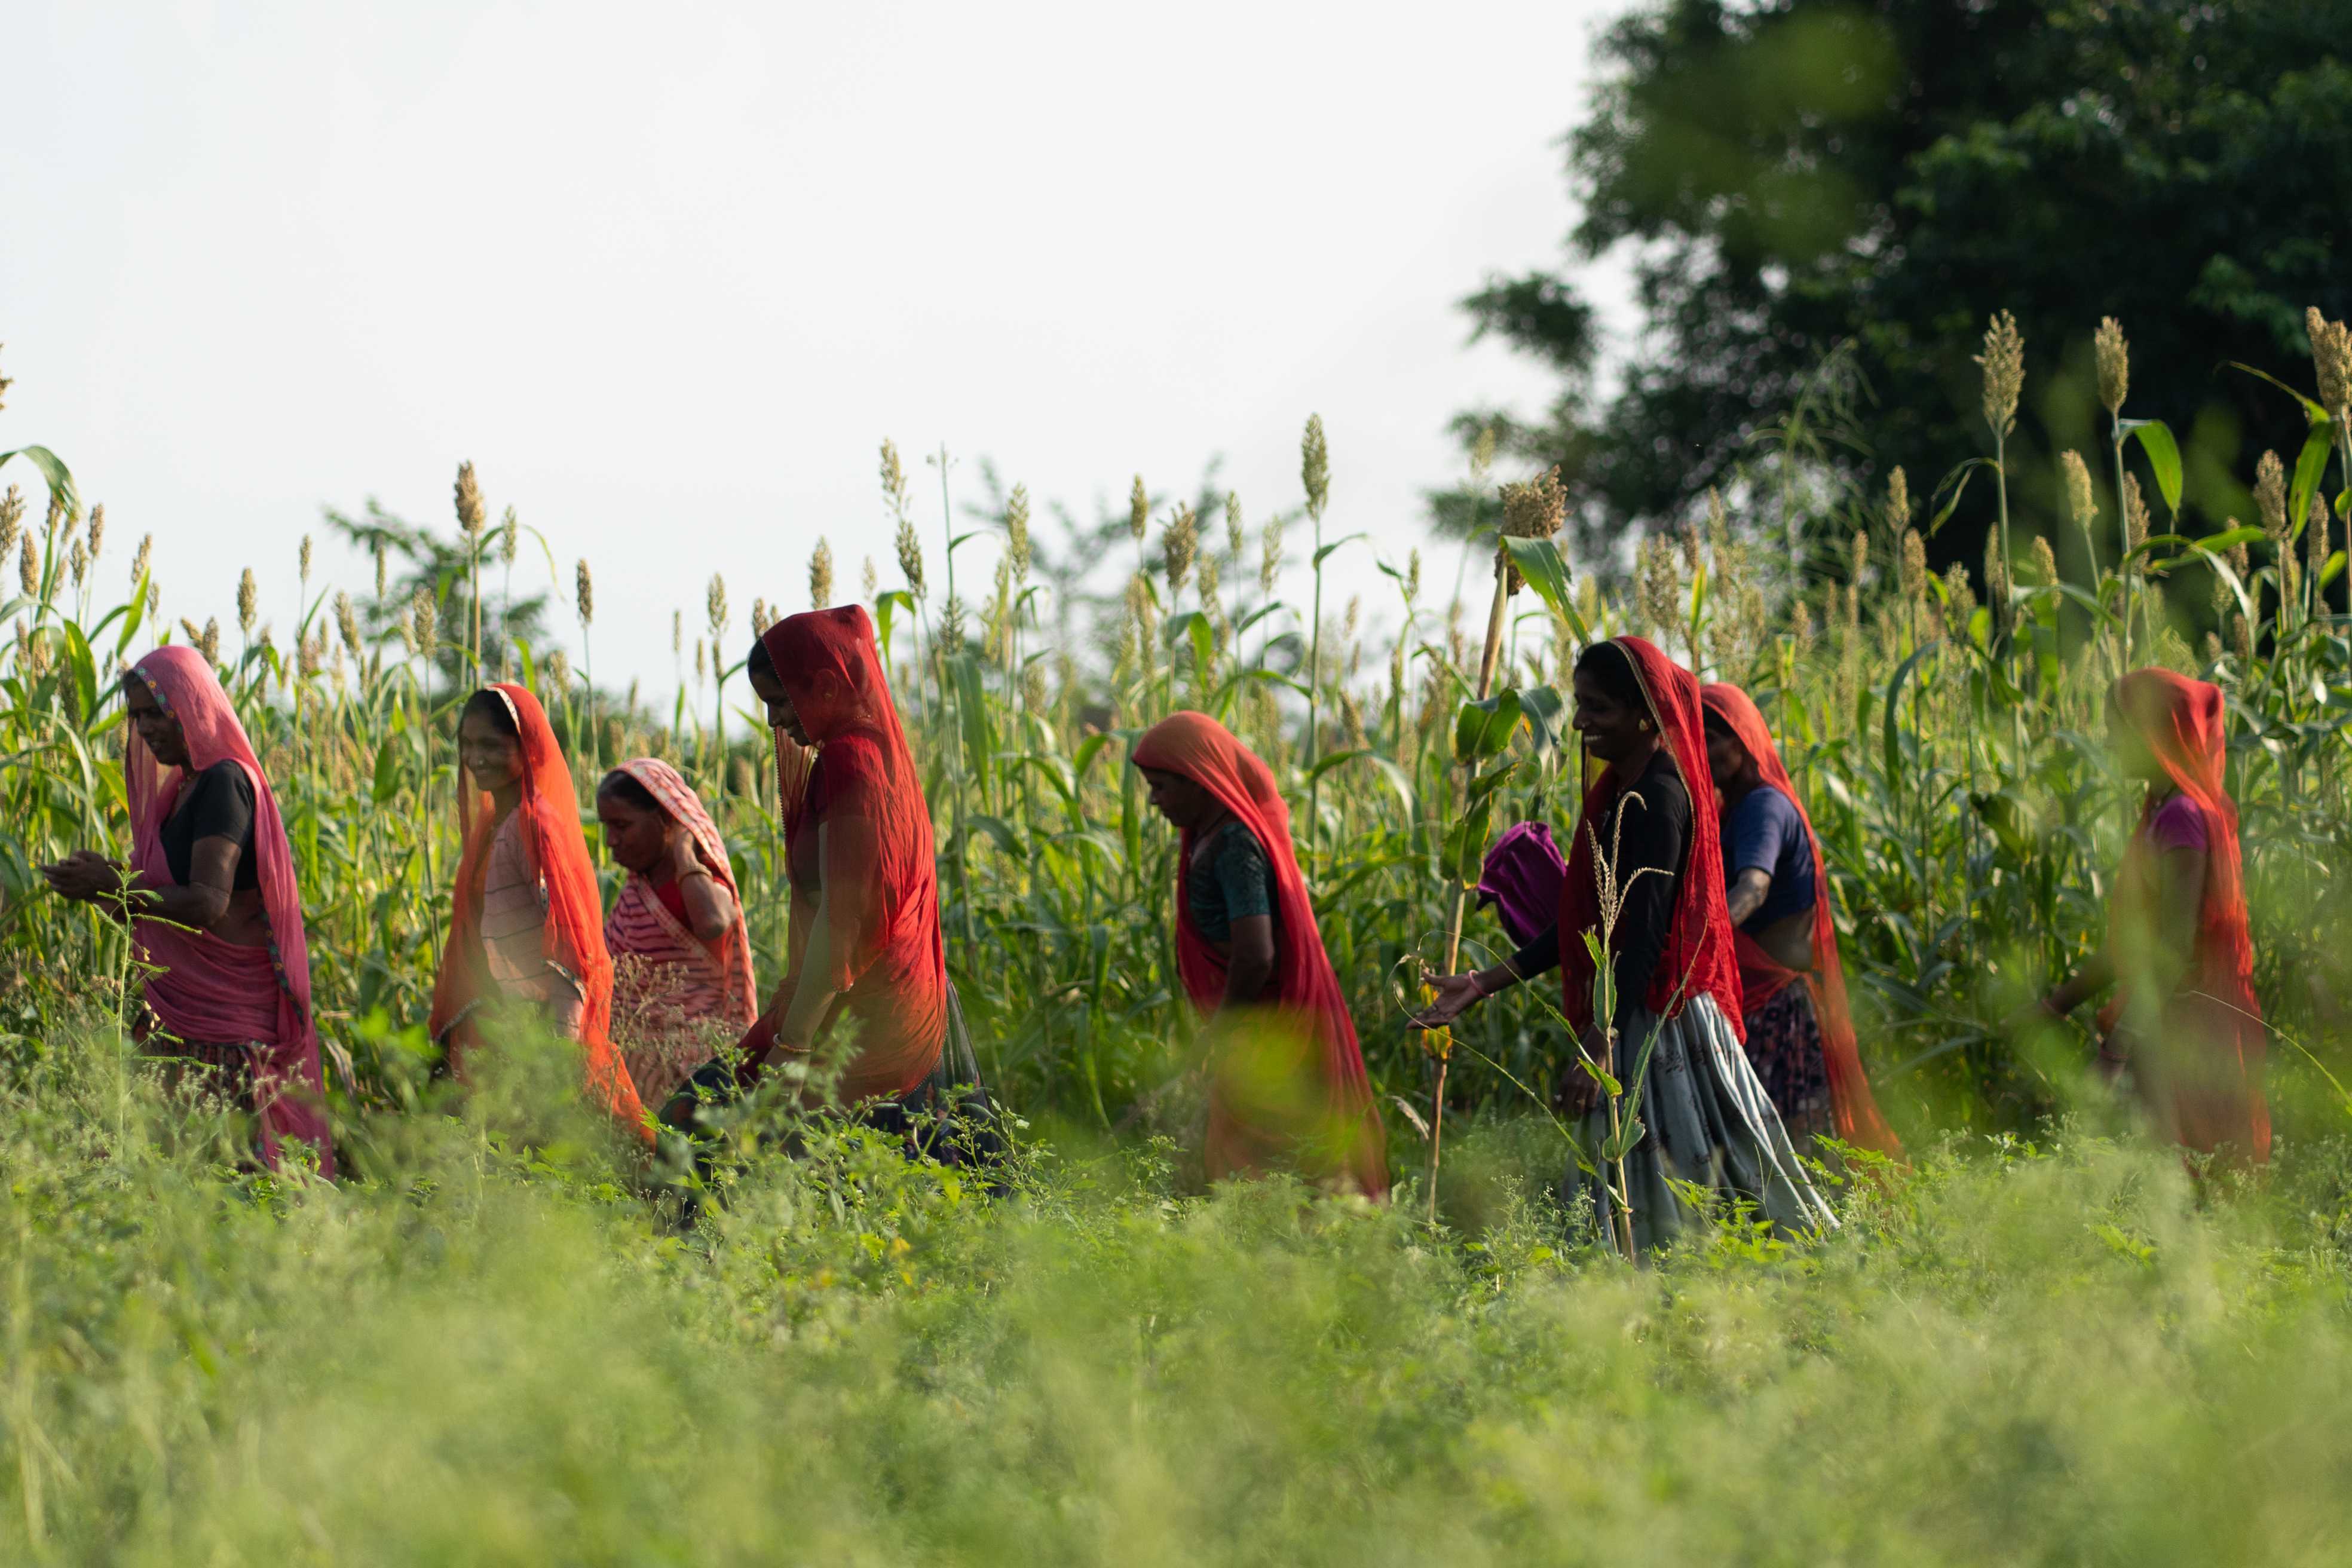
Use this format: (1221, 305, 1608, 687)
(1464, 0, 2352, 580)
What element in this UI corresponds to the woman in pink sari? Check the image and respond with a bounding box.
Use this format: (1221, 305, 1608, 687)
(39, 646, 334, 1175)
(597, 758, 758, 1107)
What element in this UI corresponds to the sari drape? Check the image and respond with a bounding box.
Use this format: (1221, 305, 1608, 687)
(1558, 638, 1744, 1040)
(1131, 710, 1388, 1200)
(1701, 681, 1903, 1159)
(427, 683, 649, 1140)
(125, 645, 334, 1176)
(742, 607, 945, 1102)
(2106, 669, 2268, 1165)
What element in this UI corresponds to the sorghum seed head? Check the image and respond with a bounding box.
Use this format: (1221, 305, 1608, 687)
(373, 542, 387, 601)
(808, 538, 834, 609)
(1225, 492, 1244, 562)
(1006, 483, 1032, 581)
(672, 610, 682, 656)
(2030, 534, 2059, 585)
(85, 504, 105, 562)
(2256, 451, 2288, 540)
(1301, 415, 1331, 520)
(201, 617, 221, 663)
(69, 539, 86, 585)
(2307, 307, 2352, 418)
(335, 591, 362, 656)
(499, 506, 519, 566)
(298, 531, 312, 582)
(1886, 467, 1911, 532)
(1260, 512, 1284, 595)
(895, 518, 926, 599)
(1976, 311, 2025, 438)
(575, 559, 595, 627)
(1128, 475, 1149, 546)
(706, 572, 729, 639)
(2060, 450, 2097, 526)
(862, 557, 878, 602)
(237, 568, 259, 635)
(547, 648, 570, 691)
(1900, 529, 1927, 602)
(2123, 474, 2151, 554)
(411, 587, 437, 657)
(0, 486, 21, 555)
(130, 532, 152, 587)
(19, 537, 37, 595)
(2094, 317, 2130, 417)
(879, 440, 909, 517)
(1499, 465, 1567, 540)
(454, 460, 486, 540)
(1164, 501, 1198, 593)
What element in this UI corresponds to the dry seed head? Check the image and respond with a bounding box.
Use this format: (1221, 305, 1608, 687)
(1943, 562, 1977, 625)
(941, 592, 966, 650)
(147, 581, 160, 623)
(1885, 467, 1911, 533)
(44, 488, 65, 536)
(69, 538, 87, 586)
(1792, 598, 1816, 656)
(2094, 317, 2130, 417)
(879, 440, 909, 517)
(85, 504, 105, 562)
(547, 648, 570, 691)
(672, 610, 682, 657)
(179, 615, 204, 647)
(895, 518, 926, 599)
(335, 591, 362, 656)
(2234, 612, 2254, 662)
(1499, 465, 1566, 540)
(298, 531, 311, 583)
(130, 532, 152, 587)
(2123, 474, 2151, 554)
(200, 617, 221, 664)
(1300, 415, 1331, 520)
(1899, 529, 1927, 604)
(862, 557, 878, 603)
(2060, 450, 2097, 527)
(2255, 451, 2287, 540)
(19, 537, 36, 596)
(454, 461, 486, 540)
(372, 542, 387, 601)
(20, 626, 47, 676)
(1127, 475, 1151, 547)
(575, 559, 594, 627)
(2308, 494, 2332, 578)
(499, 506, 519, 567)
(1198, 551, 1221, 612)
(808, 538, 834, 609)
(0, 486, 22, 555)
(1164, 501, 1198, 593)
(1260, 512, 1284, 595)
(1224, 492, 1244, 563)
(1976, 311, 2025, 438)
(237, 568, 259, 635)
(396, 607, 416, 655)
(1006, 484, 1032, 581)
(1982, 529, 2007, 603)
(299, 629, 323, 679)
(1022, 660, 1048, 715)
(1679, 519, 1703, 579)
(2307, 307, 2352, 418)
(411, 586, 437, 658)
(707, 572, 730, 639)
(730, 754, 755, 798)
(1406, 549, 1422, 603)
(1849, 528, 1870, 587)
(2030, 535, 2059, 586)
(1637, 535, 1681, 637)
(2205, 630, 2222, 666)
(1470, 424, 1497, 483)
(695, 638, 707, 683)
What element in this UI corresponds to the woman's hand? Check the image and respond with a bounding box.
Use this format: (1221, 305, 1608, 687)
(1555, 1025, 1610, 1116)
(41, 850, 124, 904)
(1411, 972, 1486, 1031)
(664, 828, 704, 884)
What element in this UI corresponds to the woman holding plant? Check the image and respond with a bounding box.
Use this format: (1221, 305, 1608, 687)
(39, 646, 335, 1175)
(430, 684, 650, 1141)
(597, 758, 757, 1106)
(2014, 669, 2267, 1168)
(1699, 682, 1903, 1159)
(1133, 709, 1388, 1199)
(1417, 637, 1827, 1250)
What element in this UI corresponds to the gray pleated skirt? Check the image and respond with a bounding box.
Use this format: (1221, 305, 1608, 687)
(1563, 992, 1836, 1253)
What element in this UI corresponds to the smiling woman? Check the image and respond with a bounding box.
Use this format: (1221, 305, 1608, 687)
(38, 646, 333, 1174)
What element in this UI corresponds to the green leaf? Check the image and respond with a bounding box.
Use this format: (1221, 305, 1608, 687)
(1311, 532, 1368, 569)
(0, 446, 79, 522)
(1452, 688, 1524, 764)
(1500, 537, 1588, 641)
(2289, 424, 2333, 544)
(1927, 457, 1998, 537)
(2118, 419, 2183, 516)
(947, 653, 997, 788)
(967, 813, 1022, 858)
(1879, 641, 1938, 783)
(2221, 360, 2329, 423)
(62, 620, 98, 729)
(873, 589, 917, 662)
(370, 737, 406, 803)
(1516, 684, 1567, 759)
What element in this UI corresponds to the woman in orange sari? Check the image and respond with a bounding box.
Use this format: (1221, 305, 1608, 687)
(1131, 710, 1388, 1200)
(1700, 681, 1903, 1159)
(597, 758, 757, 1106)
(2017, 669, 2267, 1166)
(429, 684, 649, 1143)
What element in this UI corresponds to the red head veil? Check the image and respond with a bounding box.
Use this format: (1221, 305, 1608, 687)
(125, 646, 335, 1176)
(610, 755, 760, 1024)
(1701, 681, 1904, 1159)
(755, 607, 945, 1099)
(1131, 710, 1388, 1200)
(428, 683, 648, 1139)
(2109, 667, 2267, 1163)
(1558, 637, 1744, 1040)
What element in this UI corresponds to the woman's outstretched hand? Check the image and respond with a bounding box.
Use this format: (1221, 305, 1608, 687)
(41, 850, 124, 903)
(1411, 973, 1484, 1031)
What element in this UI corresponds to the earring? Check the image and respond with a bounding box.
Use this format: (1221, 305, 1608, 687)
(1639, 718, 1653, 731)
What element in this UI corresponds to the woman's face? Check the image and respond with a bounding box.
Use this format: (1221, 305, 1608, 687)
(122, 675, 189, 768)
(748, 667, 810, 746)
(1141, 767, 1217, 831)
(1572, 666, 1650, 763)
(596, 789, 672, 875)
(1703, 716, 1751, 791)
(458, 706, 523, 793)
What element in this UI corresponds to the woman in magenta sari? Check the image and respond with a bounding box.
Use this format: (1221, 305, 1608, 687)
(39, 645, 334, 1175)
(597, 758, 758, 1107)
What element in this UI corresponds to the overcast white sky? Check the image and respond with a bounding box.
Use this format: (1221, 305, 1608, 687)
(2, 0, 1633, 696)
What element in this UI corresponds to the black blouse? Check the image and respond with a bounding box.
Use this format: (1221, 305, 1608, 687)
(1506, 749, 1690, 1018)
(161, 760, 259, 890)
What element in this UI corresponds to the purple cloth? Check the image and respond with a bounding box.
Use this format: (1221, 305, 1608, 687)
(1477, 820, 1567, 948)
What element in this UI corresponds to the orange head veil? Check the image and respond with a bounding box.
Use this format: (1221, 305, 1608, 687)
(1701, 680, 1903, 1159)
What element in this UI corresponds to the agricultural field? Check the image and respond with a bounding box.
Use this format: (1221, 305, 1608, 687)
(5, 307, 2352, 1562)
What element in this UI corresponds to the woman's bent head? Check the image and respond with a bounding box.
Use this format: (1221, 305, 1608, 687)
(121, 672, 189, 768)
(458, 688, 524, 792)
(595, 769, 673, 875)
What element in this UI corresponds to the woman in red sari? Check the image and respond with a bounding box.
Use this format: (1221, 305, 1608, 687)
(734, 607, 951, 1107)
(1700, 681, 1903, 1159)
(1132, 710, 1388, 1200)
(2018, 669, 2267, 1166)
(597, 758, 757, 1106)
(40, 645, 334, 1175)
(1417, 638, 1827, 1248)
(429, 684, 649, 1143)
